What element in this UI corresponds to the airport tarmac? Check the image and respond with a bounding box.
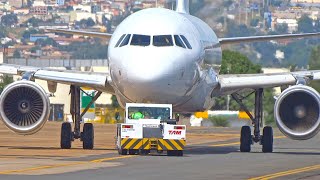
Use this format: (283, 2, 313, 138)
(0, 122, 320, 179)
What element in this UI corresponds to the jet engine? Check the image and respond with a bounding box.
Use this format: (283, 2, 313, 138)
(275, 85, 320, 140)
(0, 81, 50, 135)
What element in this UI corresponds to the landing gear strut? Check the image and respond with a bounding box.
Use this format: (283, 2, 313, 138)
(60, 85, 101, 149)
(232, 88, 273, 153)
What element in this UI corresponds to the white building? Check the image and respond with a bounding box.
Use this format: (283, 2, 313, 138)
(70, 11, 96, 23)
(276, 18, 298, 33)
(73, 4, 92, 13)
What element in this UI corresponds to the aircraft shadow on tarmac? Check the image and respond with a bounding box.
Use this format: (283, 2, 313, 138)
(0, 154, 67, 158)
(185, 145, 320, 156)
(270, 147, 320, 155)
(184, 145, 238, 155)
(0, 145, 115, 151)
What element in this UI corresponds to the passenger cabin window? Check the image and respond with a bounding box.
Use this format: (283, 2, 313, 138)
(180, 35, 192, 49)
(153, 35, 173, 47)
(119, 34, 131, 47)
(115, 34, 126, 47)
(174, 35, 186, 49)
(130, 34, 151, 46)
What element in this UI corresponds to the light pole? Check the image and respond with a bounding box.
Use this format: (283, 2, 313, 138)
(227, 65, 231, 111)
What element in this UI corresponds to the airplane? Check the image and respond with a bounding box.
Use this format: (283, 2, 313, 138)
(1, 0, 320, 152)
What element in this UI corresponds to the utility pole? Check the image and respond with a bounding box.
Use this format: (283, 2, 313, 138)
(227, 65, 231, 111)
(224, 8, 227, 31)
(245, 0, 248, 26)
(239, 0, 241, 24)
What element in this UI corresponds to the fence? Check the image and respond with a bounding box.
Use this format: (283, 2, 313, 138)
(8, 58, 108, 68)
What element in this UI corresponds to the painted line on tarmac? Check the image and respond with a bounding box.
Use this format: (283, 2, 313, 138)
(0, 136, 287, 175)
(249, 164, 320, 180)
(186, 136, 285, 150)
(0, 155, 135, 175)
(210, 142, 240, 147)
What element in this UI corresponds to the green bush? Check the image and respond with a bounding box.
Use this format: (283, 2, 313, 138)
(209, 116, 230, 127)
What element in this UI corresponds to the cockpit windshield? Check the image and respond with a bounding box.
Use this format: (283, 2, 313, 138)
(153, 35, 173, 47)
(128, 106, 170, 120)
(180, 35, 192, 49)
(116, 34, 192, 49)
(174, 35, 186, 48)
(119, 34, 131, 47)
(130, 34, 151, 46)
(115, 34, 126, 47)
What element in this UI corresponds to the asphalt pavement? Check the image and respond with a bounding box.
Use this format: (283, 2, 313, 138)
(1, 126, 320, 180)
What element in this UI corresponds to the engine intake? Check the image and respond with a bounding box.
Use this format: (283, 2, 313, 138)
(0, 81, 50, 135)
(275, 85, 320, 140)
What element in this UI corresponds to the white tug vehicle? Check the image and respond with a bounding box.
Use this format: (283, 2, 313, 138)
(116, 103, 186, 156)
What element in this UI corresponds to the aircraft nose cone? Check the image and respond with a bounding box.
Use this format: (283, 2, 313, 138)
(125, 48, 180, 82)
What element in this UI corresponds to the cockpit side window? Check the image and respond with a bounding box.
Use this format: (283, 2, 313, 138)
(115, 34, 126, 47)
(119, 34, 131, 47)
(174, 35, 186, 49)
(180, 35, 192, 49)
(153, 35, 173, 47)
(130, 34, 151, 46)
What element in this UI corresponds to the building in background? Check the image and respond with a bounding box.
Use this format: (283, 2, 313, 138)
(44, 0, 56, 6)
(56, 0, 65, 6)
(8, 0, 26, 8)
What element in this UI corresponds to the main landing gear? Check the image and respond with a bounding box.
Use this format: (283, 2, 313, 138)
(232, 88, 273, 153)
(60, 85, 102, 149)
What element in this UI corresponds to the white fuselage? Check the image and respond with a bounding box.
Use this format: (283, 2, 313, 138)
(108, 8, 222, 112)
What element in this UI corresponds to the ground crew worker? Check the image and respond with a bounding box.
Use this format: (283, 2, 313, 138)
(131, 111, 144, 119)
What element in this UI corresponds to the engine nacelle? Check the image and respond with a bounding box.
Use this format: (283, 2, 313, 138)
(275, 85, 320, 140)
(0, 81, 50, 135)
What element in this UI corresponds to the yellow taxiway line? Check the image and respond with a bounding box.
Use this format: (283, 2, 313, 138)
(0, 155, 135, 174)
(0, 135, 287, 175)
(249, 164, 320, 180)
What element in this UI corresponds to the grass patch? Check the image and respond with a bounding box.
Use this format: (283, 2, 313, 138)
(209, 116, 230, 127)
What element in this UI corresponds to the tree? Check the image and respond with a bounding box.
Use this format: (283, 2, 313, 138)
(27, 0, 33, 7)
(220, 50, 262, 74)
(0, 26, 7, 38)
(275, 23, 288, 34)
(111, 95, 120, 108)
(86, 18, 95, 27)
(222, 0, 233, 8)
(0, 75, 14, 94)
(59, 41, 108, 59)
(281, 40, 312, 68)
(25, 17, 43, 27)
(308, 46, 320, 91)
(190, 0, 205, 15)
(213, 50, 275, 125)
(13, 49, 21, 58)
(35, 38, 58, 47)
(22, 29, 43, 39)
(250, 19, 259, 27)
(253, 42, 279, 66)
(226, 21, 256, 37)
(298, 14, 314, 33)
(76, 18, 95, 28)
(270, 0, 283, 7)
(0, 14, 18, 27)
(30, 46, 41, 53)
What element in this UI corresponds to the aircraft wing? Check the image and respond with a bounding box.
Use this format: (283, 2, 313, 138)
(217, 71, 320, 93)
(219, 32, 320, 45)
(0, 64, 115, 94)
(46, 29, 112, 39)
